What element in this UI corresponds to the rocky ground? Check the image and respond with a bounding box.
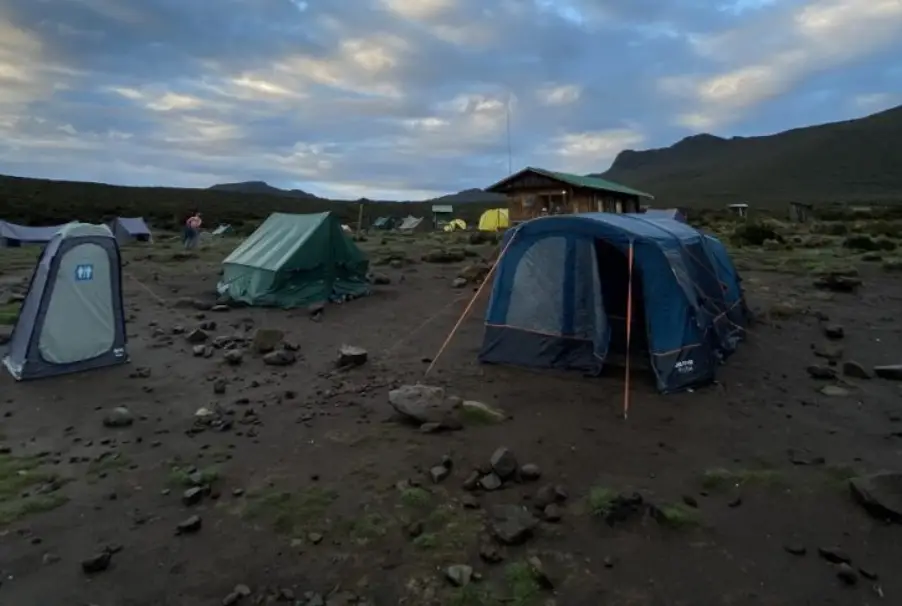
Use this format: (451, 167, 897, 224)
(0, 225, 901, 606)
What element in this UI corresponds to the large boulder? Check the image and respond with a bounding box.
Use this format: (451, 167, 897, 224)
(388, 385, 453, 424)
(849, 472, 902, 522)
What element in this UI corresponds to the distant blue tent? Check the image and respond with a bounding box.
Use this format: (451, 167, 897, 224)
(641, 208, 686, 222)
(479, 213, 747, 393)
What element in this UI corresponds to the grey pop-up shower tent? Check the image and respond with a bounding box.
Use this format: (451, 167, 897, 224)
(3, 223, 129, 380)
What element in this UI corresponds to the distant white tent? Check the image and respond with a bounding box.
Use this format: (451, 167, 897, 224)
(0, 221, 74, 247)
(398, 216, 426, 231)
(109, 217, 152, 243)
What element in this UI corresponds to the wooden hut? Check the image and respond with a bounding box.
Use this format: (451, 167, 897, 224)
(485, 167, 653, 225)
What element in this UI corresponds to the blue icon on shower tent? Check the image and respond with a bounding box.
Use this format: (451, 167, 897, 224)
(75, 264, 94, 281)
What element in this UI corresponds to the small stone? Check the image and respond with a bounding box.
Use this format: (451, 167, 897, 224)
(462, 471, 481, 491)
(784, 543, 806, 556)
(842, 360, 870, 379)
(527, 556, 555, 589)
(542, 503, 562, 522)
(176, 515, 202, 535)
(519, 464, 541, 481)
(823, 324, 844, 339)
(479, 542, 503, 563)
(444, 564, 473, 587)
(42, 552, 60, 565)
(81, 551, 112, 574)
(263, 350, 296, 366)
(490, 504, 539, 545)
(405, 522, 423, 538)
(211, 305, 230, 312)
(858, 567, 878, 580)
(836, 563, 858, 585)
(430, 465, 450, 483)
(682, 495, 698, 508)
(102, 407, 134, 428)
(479, 473, 502, 491)
(874, 364, 902, 381)
(224, 349, 244, 365)
(192, 345, 208, 357)
(461, 494, 480, 509)
(489, 447, 518, 479)
(182, 487, 205, 506)
(307, 532, 323, 544)
(817, 546, 851, 564)
(819, 385, 850, 397)
(251, 328, 284, 354)
(337, 345, 368, 367)
(213, 378, 228, 394)
(806, 365, 837, 380)
(186, 328, 209, 343)
(451, 277, 467, 288)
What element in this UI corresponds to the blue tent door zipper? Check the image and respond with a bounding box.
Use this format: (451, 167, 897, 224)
(75, 264, 94, 281)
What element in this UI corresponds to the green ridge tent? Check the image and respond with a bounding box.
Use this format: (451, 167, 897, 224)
(217, 212, 370, 307)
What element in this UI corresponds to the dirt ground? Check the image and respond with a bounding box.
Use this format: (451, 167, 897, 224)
(1, 226, 901, 606)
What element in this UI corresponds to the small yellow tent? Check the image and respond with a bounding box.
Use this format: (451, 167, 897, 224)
(478, 208, 509, 232)
(443, 219, 467, 232)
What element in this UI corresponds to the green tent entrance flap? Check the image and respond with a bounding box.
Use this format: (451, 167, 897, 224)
(217, 212, 370, 308)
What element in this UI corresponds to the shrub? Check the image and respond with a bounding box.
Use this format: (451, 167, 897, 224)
(732, 222, 782, 247)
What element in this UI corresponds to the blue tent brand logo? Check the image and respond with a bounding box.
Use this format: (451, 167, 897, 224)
(674, 359, 695, 374)
(75, 264, 94, 281)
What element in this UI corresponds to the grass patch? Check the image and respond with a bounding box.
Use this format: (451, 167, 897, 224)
(0, 454, 69, 526)
(700, 467, 785, 491)
(412, 532, 438, 549)
(655, 503, 701, 529)
(399, 486, 432, 508)
(0, 302, 20, 326)
(347, 512, 390, 545)
(166, 465, 219, 487)
(502, 561, 543, 606)
(586, 486, 617, 517)
(0, 493, 69, 526)
(242, 487, 338, 535)
(457, 404, 505, 425)
(87, 453, 131, 477)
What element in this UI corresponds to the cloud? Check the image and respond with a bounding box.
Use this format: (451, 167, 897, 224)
(0, 0, 899, 199)
(660, 0, 902, 129)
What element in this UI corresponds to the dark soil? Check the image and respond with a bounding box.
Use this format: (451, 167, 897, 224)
(1, 233, 901, 606)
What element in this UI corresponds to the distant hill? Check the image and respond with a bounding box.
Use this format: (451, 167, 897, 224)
(594, 104, 902, 207)
(208, 181, 318, 198)
(428, 188, 506, 205)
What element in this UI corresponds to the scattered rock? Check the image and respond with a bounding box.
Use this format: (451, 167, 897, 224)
(369, 272, 390, 285)
(842, 361, 870, 379)
(784, 543, 807, 556)
(490, 504, 539, 545)
(479, 473, 502, 491)
(186, 328, 209, 343)
(176, 515, 202, 535)
(213, 378, 228, 394)
(182, 487, 205, 506)
(817, 546, 851, 564)
(813, 343, 843, 362)
(859, 566, 879, 580)
(542, 503, 562, 522)
(534, 484, 569, 508)
(489, 447, 519, 480)
(223, 584, 252, 605)
(211, 304, 230, 312)
(81, 551, 112, 574)
(874, 365, 902, 381)
(430, 465, 450, 483)
(813, 273, 862, 292)
(128, 366, 151, 378)
(42, 552, 60, 565)
(451, 277, 467, 288)
(462, 471, 481, 491)
(819, 385, 850, 397)
(807, 365, 837, 380)
(307, 532, 323, 544)
(458, 262, 490, 282)
(527, 555, 555, 589)
(519, 463, 541, 481)
(102, 407, 134, 428)
(823, 324, 845, 339)
(444, 564, 473, 587)
(192, 344, 209, 357)
(479, 541, 503, 563)
(836, 563, 858, 585)
(388, 385, 452, 425)
(251, 328, 284, 354)
(849, 472, 902, 522)
(337, 345, 368, 368)
(224, 349, 244, 365)
(263, 350, 296, 366)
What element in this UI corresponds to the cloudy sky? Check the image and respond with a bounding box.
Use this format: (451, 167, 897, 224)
(1, 0, 901, 200)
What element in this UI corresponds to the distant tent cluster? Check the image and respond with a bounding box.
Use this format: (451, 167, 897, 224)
(1, 217, 153, 247)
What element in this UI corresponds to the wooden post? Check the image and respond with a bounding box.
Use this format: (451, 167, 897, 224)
(356, 203, 364, 237)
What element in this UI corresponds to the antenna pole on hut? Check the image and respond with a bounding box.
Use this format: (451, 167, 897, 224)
(356, 202, 364, 238)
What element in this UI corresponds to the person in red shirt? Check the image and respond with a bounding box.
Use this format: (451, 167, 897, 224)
(183, 211, 202, 249)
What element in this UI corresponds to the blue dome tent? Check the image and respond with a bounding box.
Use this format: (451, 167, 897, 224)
(479, 213, 747, 393)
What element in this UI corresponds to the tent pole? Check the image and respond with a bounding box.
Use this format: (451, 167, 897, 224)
(623, 240, 634, 420)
